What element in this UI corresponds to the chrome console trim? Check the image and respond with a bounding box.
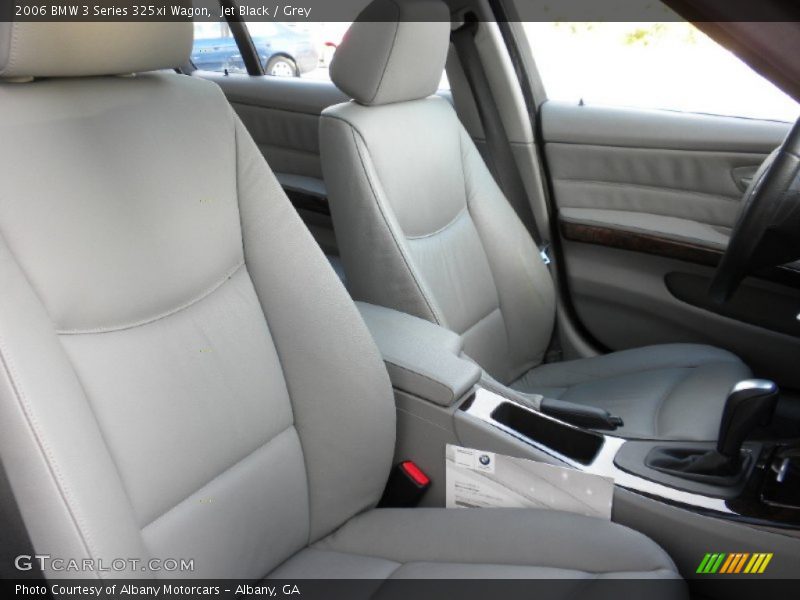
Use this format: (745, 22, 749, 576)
(462, 387, 734, 515)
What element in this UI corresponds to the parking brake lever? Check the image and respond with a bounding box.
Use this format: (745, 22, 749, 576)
(540, 398, 623, 431)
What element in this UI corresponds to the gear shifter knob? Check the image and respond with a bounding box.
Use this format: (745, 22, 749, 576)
(717, 379, 778, 459)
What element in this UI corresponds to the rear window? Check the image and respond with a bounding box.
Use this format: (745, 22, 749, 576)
(191, 21, 450, 89)
(190, 21, 340, 79)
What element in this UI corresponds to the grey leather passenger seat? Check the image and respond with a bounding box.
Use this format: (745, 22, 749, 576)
(0, 20, 682, 586)
(320, 0, 750, 440)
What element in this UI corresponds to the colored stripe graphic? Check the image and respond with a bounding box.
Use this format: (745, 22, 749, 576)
(758, 553, 773, 573)
(698, 553, 725, 574)
(735, 553, 750, 573)
(700, 553, 774, 574)
(696, 554, 713, 574)
(720, 553, 737, 573)
(744, 554, 760, 573)
(710, 553, 726, 573)
(744, 553, 773, 574)
(731, 553, 748, 573)
(719, 554, 736, 574)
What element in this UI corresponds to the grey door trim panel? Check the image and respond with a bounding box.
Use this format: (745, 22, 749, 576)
(195, 71, 349, 114)
(542, 100, 790, 152)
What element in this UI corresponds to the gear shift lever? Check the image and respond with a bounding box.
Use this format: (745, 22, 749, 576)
(645, 379, 778, 482)
(717, 379, 778, 461)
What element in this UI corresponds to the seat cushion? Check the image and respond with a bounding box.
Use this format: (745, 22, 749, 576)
(269, 508, 684, 587)
(511, 344, 751, 440)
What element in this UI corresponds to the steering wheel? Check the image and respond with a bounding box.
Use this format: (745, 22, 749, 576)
(709, 116, 800, 303)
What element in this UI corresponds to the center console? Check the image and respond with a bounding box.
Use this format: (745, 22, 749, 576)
(461, 386, 800, 528)
(357, 302, 800, 578)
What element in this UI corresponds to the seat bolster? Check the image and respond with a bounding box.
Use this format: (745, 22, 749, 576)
(458, 126, 556, 382)
(320, 108, 442, 324)
(0, 231, 150, 578)
(312, 508, 681, 577)
(236, 114, 397, 542)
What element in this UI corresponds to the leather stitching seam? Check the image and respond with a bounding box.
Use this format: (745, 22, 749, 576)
(57, 261, 246, 335)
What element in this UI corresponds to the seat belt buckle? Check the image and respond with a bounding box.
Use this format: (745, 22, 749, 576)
(378, 461, 431, 508)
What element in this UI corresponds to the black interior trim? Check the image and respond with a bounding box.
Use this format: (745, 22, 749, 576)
(489, 401, 604, 465)
(282, 186, 330, 216)
(220, 0, 265, 76)
(666, 272, 800, 338)
(0, 457, 44, 581)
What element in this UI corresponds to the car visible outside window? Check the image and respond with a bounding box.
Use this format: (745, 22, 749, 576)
(523, 22, 800, 122)
(191, 21, 322, 77)
(191, 21, 450, 89)
(247, 22, 325, 77)
(191, 22, 241, 73)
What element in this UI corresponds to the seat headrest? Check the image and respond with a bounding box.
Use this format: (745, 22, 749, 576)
(330, 0, 451, 106)
(0, 22, 192, 79)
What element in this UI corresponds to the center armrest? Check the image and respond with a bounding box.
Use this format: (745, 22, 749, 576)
(357, 302, 481, 406)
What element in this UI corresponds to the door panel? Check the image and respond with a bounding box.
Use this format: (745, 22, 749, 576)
(542, 101, 789, 151)
(548, 144, 763, 231)
(543, 101, 789, 246)
(540, 101, 800, 388)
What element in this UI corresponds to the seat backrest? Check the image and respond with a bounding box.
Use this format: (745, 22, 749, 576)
(0, 22, 395, 579)
(321, 0, 556, 385)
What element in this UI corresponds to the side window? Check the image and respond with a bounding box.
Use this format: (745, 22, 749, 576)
(522, 22, 799, 122)
(191, 21, 349, 79)
(191, 22, 241, 73)
(247, 22, 340, 79)
(191, 20, 451, 89)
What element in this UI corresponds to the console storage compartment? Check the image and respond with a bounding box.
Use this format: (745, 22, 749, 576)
(489, 400, 605, 465)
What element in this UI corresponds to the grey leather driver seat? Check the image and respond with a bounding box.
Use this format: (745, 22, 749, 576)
(320, 0, 750, 440)
(0, 19, 686, 587)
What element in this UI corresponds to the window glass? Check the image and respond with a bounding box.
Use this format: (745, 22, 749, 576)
(190, 21, 352, 78)
(247, 22, 328, 78)
(192, 21, 450, 89)
(523, 22, 799, 122)
(191, 22, 243, 73)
